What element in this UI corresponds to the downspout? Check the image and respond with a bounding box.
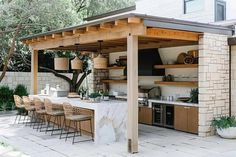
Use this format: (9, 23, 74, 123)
(229, 45, 232, 117)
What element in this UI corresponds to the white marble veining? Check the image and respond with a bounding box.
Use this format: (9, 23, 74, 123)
(148, 99, 199, 107)
(30, 95, 127, 144)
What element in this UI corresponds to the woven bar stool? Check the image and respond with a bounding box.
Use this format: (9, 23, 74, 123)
(22, 96, 36, 127)
(13, 95, 26, 124)
(33, 97, 47, 131)
(62, 103, 93, 144)
(44, 98, 64, 135)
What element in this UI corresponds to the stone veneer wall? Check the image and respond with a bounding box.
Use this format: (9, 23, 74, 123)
(231, 45, 236, 116)
(87, 54, 109, 94)
(0, 72, 72, 93)
(198, 33, 230, 136)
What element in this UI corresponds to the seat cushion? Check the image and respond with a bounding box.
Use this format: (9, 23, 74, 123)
(47, 110, 64, 116)
(67, 115, 92, 121)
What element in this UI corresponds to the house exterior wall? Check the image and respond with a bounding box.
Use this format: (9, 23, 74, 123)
(231, 45, 236, 116)
(134, 0, 236, 23)
(198, 33, 229, 136)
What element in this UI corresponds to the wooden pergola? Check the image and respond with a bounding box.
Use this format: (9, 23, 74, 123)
(21, 13, 232, 153)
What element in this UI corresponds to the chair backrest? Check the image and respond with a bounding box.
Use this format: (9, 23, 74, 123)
(63, 103, 74, 118)
(33, 97, 44, 111)
(13, 95, 23, 108)
(44, 98, 53, 113)
(22, 96, 33, 110)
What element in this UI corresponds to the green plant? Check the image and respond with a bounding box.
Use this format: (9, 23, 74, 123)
(14, 84, 28, 97)
(190, 88, 198, 103)
(212, 116, 236, 129)
(0, 86, 14, 111)
(89, 92, 101, 99)
(53, 51, 73, 58)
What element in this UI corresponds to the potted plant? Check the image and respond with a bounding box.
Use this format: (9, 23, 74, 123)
(212, 116, 236, 139)
(190, 88, 198, 103)
(88, 92, 101, 103)
(54, 51, 72, 71)
(101, 91, 110, 101)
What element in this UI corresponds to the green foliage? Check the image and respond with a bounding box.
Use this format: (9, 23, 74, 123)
(190, 88, 198, 103)
(14, 84, 28, 97)
(89, 92, 101, 98)
(212, 116, 236, 129)
(0, 86, 14, 111)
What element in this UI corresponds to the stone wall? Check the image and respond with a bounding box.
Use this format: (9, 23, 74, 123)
(231, 45, 236, 116)
(0, 72, 72, 93)
(198, 33, 230, 136)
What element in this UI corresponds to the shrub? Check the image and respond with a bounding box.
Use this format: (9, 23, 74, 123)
(0, 86, 14, 111)
(14, 84, 28, 97)
(212, 116, 236, 129)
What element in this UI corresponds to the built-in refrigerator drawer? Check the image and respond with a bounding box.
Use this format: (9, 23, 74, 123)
(152, 103, 174, 128)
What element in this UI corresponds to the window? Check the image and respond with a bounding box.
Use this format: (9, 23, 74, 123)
(184, 0, 204, 14)
(215, 0, 226, 21)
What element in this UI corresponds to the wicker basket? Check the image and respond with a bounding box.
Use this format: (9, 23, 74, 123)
(71, 57, 83, 70)
(54, 58, 69, 70)
(93, 54, 108, 69)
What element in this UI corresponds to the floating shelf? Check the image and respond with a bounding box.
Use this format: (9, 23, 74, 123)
(107, 66, 126, 70)
(154, 81, 198, 87)
(101, 80, 127, 84)
(154, 64, 198, 69)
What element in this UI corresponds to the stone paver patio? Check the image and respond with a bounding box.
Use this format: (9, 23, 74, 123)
(0, 113, 236, 157)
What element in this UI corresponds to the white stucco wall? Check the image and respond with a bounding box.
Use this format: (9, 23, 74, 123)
(134, 0, 236, 23)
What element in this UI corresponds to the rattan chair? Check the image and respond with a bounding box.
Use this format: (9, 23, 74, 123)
(33, 97, 46, 131)
(44, 98, 64, 135)
(62, 102, 93, 144)
(13, 95, 26, 124)
(22, 96, 36, 126)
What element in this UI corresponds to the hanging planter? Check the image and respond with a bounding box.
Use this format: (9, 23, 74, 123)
(71, 57, 83, 70)
(93, 40, 107, 69)
(54, 57, 69, 70)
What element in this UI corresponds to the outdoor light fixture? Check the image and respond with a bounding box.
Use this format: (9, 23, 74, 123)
(93, 40, 108, 69)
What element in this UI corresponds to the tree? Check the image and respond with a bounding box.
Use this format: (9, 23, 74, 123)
(0, 0, 135, 91)
(0, 0, 79, 82)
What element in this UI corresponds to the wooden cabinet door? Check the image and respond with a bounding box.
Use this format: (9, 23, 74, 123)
(174, 106, 188, 132)
(187, 107, 198, 134)
(139, 107, 152, 125)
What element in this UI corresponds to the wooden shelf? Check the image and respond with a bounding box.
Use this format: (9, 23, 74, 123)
(101, 80, 127, 84)
(154, 64, 198, 69)
(154, 81, 198, 87)
(107, 66, 126, 70)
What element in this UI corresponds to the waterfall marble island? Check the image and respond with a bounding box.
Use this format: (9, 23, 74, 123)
(30, 95, 127, 144)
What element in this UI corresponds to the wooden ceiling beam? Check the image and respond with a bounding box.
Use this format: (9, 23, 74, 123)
(62, 31, 74, 37)
(115, 19, 128, 26)
(146, 28, 199, 41)
(128, 17, 141, 24)
(86, 26, 99, 32)
(52, 33, 62, 39)
(100, 22, 114, 29)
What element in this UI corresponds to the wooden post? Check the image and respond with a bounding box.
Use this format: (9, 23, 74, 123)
(30, 49, 38, 95)
(127, 35, 138, 153)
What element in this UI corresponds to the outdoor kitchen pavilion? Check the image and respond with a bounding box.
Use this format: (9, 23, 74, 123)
(21, 13, 233, 153)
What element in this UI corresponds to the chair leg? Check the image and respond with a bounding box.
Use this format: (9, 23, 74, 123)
(65, 120, 71, 141)
(72, 121, 77, 144)
(45, 115, 51, 134)
(51, 116, 57, 135)
(79, 121, 82, 136)
(59, 116, 65, 139)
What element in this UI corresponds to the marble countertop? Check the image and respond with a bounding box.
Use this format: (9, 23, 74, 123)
(148, 99, 198, 107)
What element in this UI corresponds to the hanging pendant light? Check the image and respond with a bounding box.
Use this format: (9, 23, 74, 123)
(71, 57, 83, 70)
(93, 41, 108, 69)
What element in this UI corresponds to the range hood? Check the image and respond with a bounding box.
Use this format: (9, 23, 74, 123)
(138, 48, 165, 76)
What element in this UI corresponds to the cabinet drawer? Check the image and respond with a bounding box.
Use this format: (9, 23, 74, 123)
(139, 106, 152, 125)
